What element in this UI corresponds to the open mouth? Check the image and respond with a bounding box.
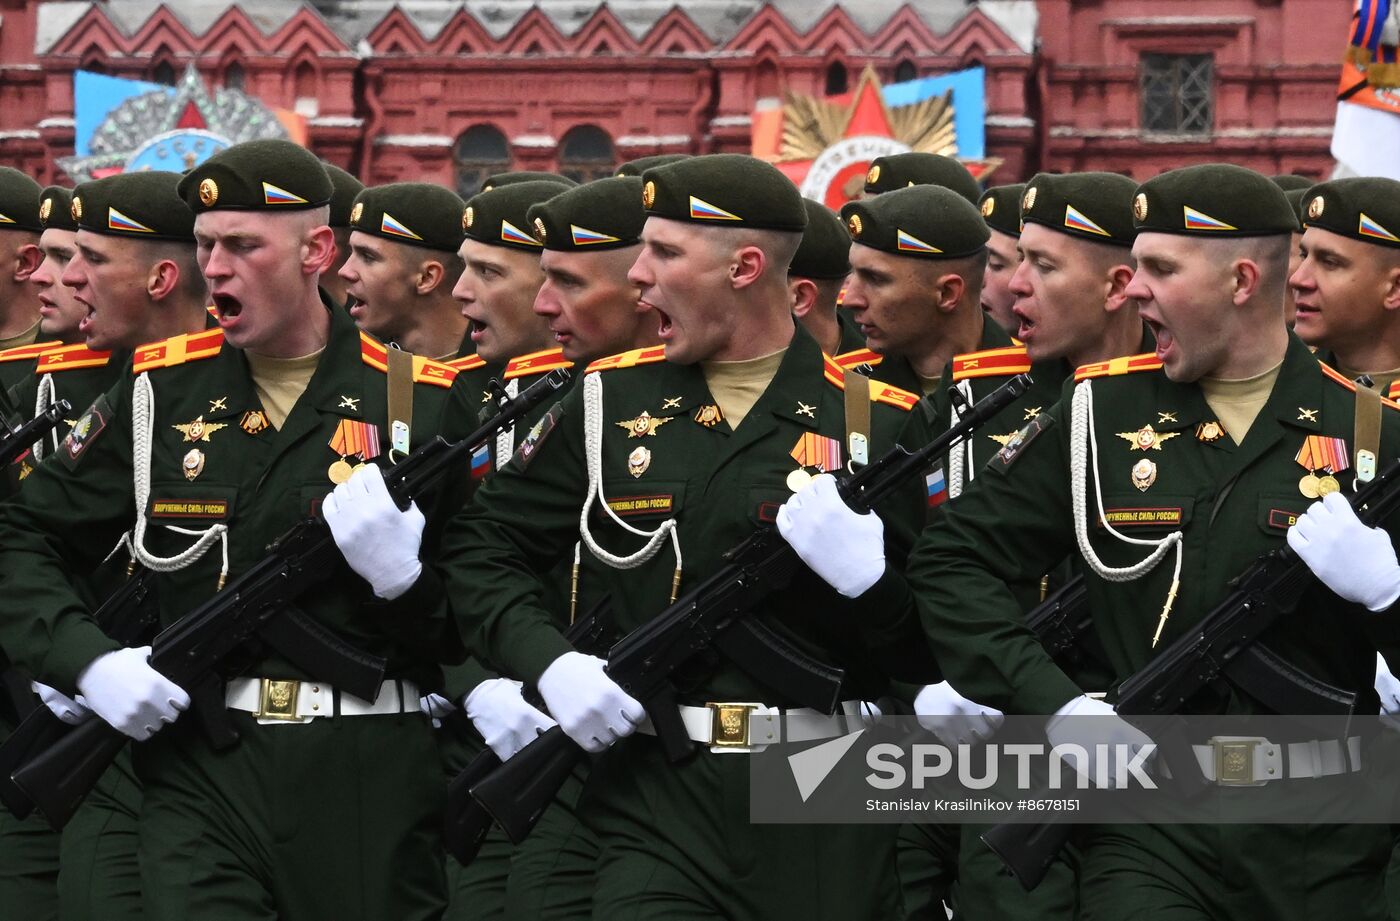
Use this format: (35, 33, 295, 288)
(1013, 307, 1035, 340)
(211, 293, 243, 319)
(653, 305, 673, 338)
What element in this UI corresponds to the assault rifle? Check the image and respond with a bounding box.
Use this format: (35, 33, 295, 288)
(983, 456, 1400, 890)
(0, 399, 70, 467)
(469, 374, 1033, 845)
(11, 370, 572, 828)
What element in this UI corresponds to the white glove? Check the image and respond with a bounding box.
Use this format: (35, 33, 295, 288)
(1044, 695, 1155, 790)
(30, 681, 92, 726)
(465, 678, 558, 761)
(1377, 652, 1400, 730)
(420, 693, 455, 727)
(75, 647, 189, 741)
(536, 652, 645, 753)
(323, 464, 425, 601)
(1287, 492, 1400, 611)
(776, 473, 885, 598)
(914, 681, 1005, 746)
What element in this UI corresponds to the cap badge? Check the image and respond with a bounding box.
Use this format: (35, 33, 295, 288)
(866, 164, 881, 186)
(980, 197, 995, 218)
(463, 206, 474, 230)
(1133, 193, 1148, 222)
(642, 181, 656, 209)
(532, 217, 548, 244)
(1022, 186, 1037, 213)
(1307, 196, 1324, 221)
(847, 214, 863, 238)
(70, 197, 83, 221)
(198, 177, 219, 208)
(39, 197, 52, 223)
(350, 201, 363, 225)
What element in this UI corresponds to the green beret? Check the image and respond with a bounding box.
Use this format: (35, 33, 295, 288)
(641, 154, 806, 232)
(463, 180, 564, 252)
(0, 167, 42, 232)
(863, 153, 979, 204)
(38, 186, 78, 233)
(72, 171, 194, 242)
(527, 176, 643, 252)
(616, 154, 691, 178)
(1132, 164, 1295, 238)
(1300, 177, 1400, 249)
(978, 184, 1024, 238)
(177, 139, 332, 214)
(1270, 174, 1315, 192)
(480, 171, 577, 194)
(1283, 189, 1307, 232)
(789, 199, 850, 280)
(323, 162, 364, 228)
(1020, 172, 1137, 247)
(349, 182, 465, 254)
(841, 185, 988, 260)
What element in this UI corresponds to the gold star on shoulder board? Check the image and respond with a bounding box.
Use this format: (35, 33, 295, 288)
(1022, 406, 1042, 421)
(796, 402, 816, 418)
(172, 415, 228, 443)
(1298, 407, 1318, 422)
(1157, 411, 1177, 424)
(662, 396, 682, 410)
(1116, 424, 1179, 451)
(615, 411, 672, 438)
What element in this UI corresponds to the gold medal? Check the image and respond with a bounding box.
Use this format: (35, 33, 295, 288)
(786, 468, 814, 493)
(1131, 458, 1157, 492)
(182, 448, 205, 481)
(1298, 473, 1321, 499)
(627, 446, 651, 479)
(1317, 475, 1341, 497)
(328, 458, 355, 484)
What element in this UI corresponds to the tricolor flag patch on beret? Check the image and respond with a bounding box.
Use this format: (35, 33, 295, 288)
(1359, 212, 1400, 243)
(380, 211, 423, 241)
(688, 196, 741, 221)
(500, 219, 541, 247)
(570, 224, 620, 246)
(1182, 206, 1237, 232)
(0, 212, 13, 224)
(108, 207, 155, 234)
(262, 182, 309, 206)
(1064, 204, 1111, 237)
(896, 229, 942, 254)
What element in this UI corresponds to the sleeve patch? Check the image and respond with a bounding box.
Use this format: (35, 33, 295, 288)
(988, 412, 1053, 473)
(56, 394, 111, 470)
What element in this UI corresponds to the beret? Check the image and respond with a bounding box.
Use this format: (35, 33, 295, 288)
(1301, 177, 1400, 249)
(641, 154, 806, 232)
(841, 185, 989, 259)
(349, 182, 466, 253)
(527, 176, 645, 251)
(177, 139, 332, 213)
(73, 171, 195, 242)
(1132, 164, 1296, 238)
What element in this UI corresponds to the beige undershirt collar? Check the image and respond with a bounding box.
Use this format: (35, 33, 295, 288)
(701, 348, 787, 430)
(1199, 360, 1283, 445)
(245, 348, 325, 430)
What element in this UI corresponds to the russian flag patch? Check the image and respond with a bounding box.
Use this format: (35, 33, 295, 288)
(925, 466, 948, 508)
(262, 182, 309, 206)
(1182, 206, 1236, 232)
(570, 224, 621, 246)
(1359, 213, 1400, 244)
(107, 207, 155, 234)
(500, 219, 541, 246)
(1063, 204, 1111, 237)
(380, 211, 423, 241)
(470, 442, 491, 479)
(896, 229, 942, 254)
(688, 196, 741, 222)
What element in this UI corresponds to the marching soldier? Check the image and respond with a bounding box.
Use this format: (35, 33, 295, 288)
(434, 154, 936, 920)
(0, 139, 471, 920)
(789, 198, 863, 356)
(977, 183, 1025, 337)
(318, 161, 365, 308)
(340, 182, 469, 359)
(0, 167, 51, 393)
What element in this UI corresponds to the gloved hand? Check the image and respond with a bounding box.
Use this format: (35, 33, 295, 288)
(914, 681, 1005, 746)
(419, 693, 455, 727)
(75, 646, 189, 741)
(465, 677, 558, 761)
(1377, 652, 1400, 731)
(536, 652, 644, 753)
(1288, 492, 1400, 611)
(1044, 695, 1155, 790)
(323, 463, 425, 601)
(31, 681, 91, 726)
(776, 473, 885, 598)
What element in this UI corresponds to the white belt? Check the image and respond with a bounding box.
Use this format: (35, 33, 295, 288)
(225, 677, 420, 726)
(638, 700, 869, 754)
(1192, 735, 1362, 786)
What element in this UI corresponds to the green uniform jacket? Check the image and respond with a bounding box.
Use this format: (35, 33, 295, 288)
(0, 338, 56, 397)
(909, 334, 1400, 716)
(0, 304, 470, 695)
(435, 325, 941, 704)
(836, 310, 866, 354)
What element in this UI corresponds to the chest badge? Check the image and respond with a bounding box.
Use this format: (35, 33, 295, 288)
(240, 410, 270, 435)
(1294, 434, 1348, 499)
(662, 396, 682, 410)
(694, 403, 724, 428)
(1196, 420, 1225, 443)
(1297, 407, 1318, 423)
(1023, 406, 1043, 421)
(1118, 424, 1179, 452)
(616, 411, 671, 438)
(796, 401, 816, 419)
(182, 448, 206, 481)
(627, 445, 652, 478)
(327, 419, 382, 484)
(208, 396, 228, 413)
(338, 395, 360, 412)
(173, 415, 228, 443)
(1131, 458, 1157, 492)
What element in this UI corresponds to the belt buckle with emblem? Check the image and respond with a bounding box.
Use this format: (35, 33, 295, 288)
(707, 701, 759, 750)
(256, 678, 302, 721)
(1211, 737, 1265, 786)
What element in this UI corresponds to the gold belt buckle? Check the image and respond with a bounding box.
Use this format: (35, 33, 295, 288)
(1211, 737, 1263, 786)
(256, 679, 302, 721)
(707, 702, 758, 749)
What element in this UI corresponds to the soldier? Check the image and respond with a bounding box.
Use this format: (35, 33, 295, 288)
(434, 154, 936, 920)
(0, 139, 470, 920)
(0, 167, 50, 393)
(789, 198, 862, 356)
(977, 184, 1025, 337)
(799, 164, 1400, 919)
(319, 161, 364, 307)
(339, 182, 468, 360)
(1290, 178, 1400, 399)
(863, 152, 981, 204)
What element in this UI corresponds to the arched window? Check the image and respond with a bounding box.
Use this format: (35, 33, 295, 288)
(224, 62, 245, 91)
(824, 61, 848, 96)
(152, 60, 177, 86)
(558, 126, 614, 183)
(754, 58, 781, 99)
(894, 59, 917, 84)
(453, 125, 511, 197)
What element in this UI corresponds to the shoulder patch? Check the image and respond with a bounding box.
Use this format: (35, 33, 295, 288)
(56, 393, 112, 470)
(1318, 361, 1400, 411)
(952, 345, 1031, 382)
(834, 348, 883, 370)
(1073, 352, 1163, 383)
(36, 344, 112, 373)
(448, 353, 488, 372)
(0, 339, 62, 363)
(822, 355, 918, 412)
(358, 333, 460, 388)
(504, 347, 573, 380)
(988, 412, 1054, 473)
(133, 329, 224, 374)
(585, 345, 667, 373)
